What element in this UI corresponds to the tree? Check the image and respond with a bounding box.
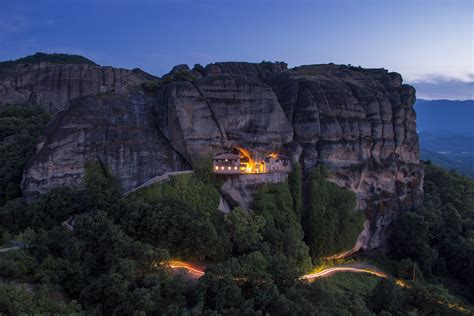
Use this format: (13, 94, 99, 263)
(252, 183, 312, 274)
(303, 165, 362, 259)
(0, 106, 51, 204)
(227, 207, 265, 255)
(288, 161, 302, 217)
(369, 279, 406, 315)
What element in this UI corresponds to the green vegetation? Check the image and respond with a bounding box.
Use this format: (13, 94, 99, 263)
(288, 161, 303, 216)
(0, 106, 51, 205)
(117, 173, 231, 261)
(389, 162, 474, 303)
(141, 79, 163, 93)
(141, 69, 198, 94)
(0, 52, 96, 68)
(0, 282, 82, 315)
(252, 183, 312, 274)
(192, 63, 205, 75)
(303, 165, 364, 259)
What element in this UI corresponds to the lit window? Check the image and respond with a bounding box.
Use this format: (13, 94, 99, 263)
(228, 166, 231, 170)
(234, 166, 238, 170)
(215, 166, 219, 170)
(221, 166, 224, 170)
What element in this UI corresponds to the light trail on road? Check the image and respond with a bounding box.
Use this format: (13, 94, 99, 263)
(165, 260, 390, 282)
(166, 260, 205, 277)
(299, 266, 388, 280)
(160, 260, 471, 314)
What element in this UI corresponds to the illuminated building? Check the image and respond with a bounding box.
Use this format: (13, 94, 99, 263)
(212, 148, 291, 175)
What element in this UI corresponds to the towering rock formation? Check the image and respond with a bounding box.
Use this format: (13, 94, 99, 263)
(1, 55, 422, 250)
(154, 62, 423, 249)
(21, 92, 190, 200)
(265, 64, 422, 249)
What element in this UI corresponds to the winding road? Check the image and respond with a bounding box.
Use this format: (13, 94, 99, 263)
(165, 260, 471, 314)
(300, 264, 389, 281)
(164, 260, 389, 282)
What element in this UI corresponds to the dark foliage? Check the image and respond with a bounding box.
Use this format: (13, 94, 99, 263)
(390, 163, 474, 303)
(0, 52, 97, 68)
(303, 165, 364, 260)
(0, 106, 51, 205)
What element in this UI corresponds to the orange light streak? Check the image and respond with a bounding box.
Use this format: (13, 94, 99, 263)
(167, 260, 205, 277)
(300, 266, 388, 280)
(163, 260, 469, 314)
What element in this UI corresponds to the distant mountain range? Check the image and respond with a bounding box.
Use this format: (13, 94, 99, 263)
(416, 99, 474, 133)
(415, 99, 474, 177)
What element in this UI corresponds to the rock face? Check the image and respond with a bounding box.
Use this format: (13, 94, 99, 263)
(221, 173, 289, 210)
(8, 57, 422, 250)
(22, 92, 190, 200)
(155, 63, 423, 249)
(154, 72, 293, 163)
(0, 62, 154, 113)
(265, 65, 423, 249)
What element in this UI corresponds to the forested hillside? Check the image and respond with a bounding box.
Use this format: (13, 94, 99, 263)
(389, 162, 474, 303)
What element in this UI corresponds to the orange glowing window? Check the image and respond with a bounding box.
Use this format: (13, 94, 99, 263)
(228, 166, 231, 170)
(215, 166, 219, 170)
(234, 166, 238, 170)
(221, 166, 224, 170)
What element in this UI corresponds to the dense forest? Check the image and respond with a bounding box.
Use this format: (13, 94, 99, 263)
(389, 162, 474, 303)
(0, 106, 472, 314)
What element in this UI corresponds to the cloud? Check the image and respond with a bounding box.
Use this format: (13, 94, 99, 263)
(406, 72, 474, 84)
(402, 71, 473, 100)
(410, 78, 474, 100)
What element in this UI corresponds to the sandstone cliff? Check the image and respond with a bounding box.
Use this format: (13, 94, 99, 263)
(0, 60, 154, 113)
(153, 62, 423, 249)
(5, 56, 422, 250)
(22, 92, 190, 200)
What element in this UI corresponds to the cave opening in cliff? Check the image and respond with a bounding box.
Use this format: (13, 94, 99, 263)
(212, 147, 290, 175)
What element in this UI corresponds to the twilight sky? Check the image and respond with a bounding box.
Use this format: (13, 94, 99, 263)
(0, 0, 472, 100)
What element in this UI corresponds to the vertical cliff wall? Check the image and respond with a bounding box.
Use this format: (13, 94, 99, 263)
(21, 92, 190, 200)
(265, 65, 423, 249)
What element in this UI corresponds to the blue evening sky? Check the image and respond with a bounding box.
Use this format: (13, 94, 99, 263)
(0, 0, 472, 99)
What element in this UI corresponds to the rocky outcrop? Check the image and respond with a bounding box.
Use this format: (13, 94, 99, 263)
(220, 173, 289, 210)
(0, 62, 154, 113)
(154, 73, 293, 163)
(22, 92, 190, 200)
(265, 65, 423, 249)
(11, 57, 422, 250)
